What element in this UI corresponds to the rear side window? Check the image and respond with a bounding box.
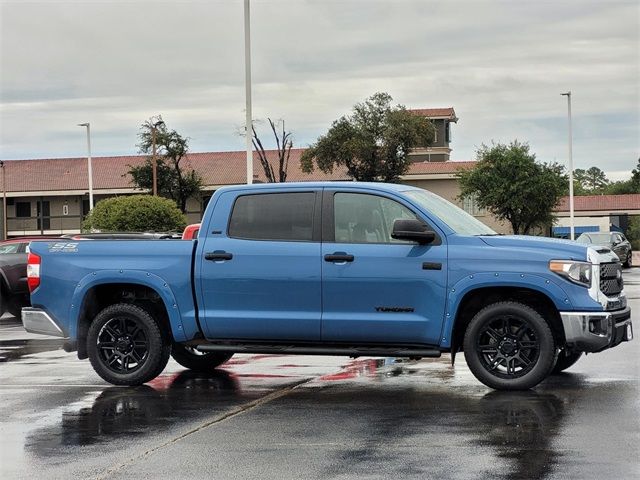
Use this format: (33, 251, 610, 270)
(229, 192, 315, 241)
(0, 243, 20, 254)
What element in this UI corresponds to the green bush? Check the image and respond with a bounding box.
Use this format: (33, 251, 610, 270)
(83, 195, 186, 233)
(627, 215, 640, 250)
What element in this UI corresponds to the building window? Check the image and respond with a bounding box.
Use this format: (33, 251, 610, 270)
(462, 195, 482, 216)
(445, 122, 451, 143)
(15, 201, 30, 217)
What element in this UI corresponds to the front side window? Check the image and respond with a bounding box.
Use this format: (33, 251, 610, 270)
(334, 192, 418, 244)
(229, 192, 315, 241)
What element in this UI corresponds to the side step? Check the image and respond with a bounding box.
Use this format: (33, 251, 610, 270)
(196, 343, 441, 358)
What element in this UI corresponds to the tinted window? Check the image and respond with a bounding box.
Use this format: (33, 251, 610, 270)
(0, 243, 20, 254)
(229, 192, 315, 241)
(334, 192, 418, 244)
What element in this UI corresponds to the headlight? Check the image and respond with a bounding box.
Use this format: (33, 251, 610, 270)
(549, 260, 592, 287)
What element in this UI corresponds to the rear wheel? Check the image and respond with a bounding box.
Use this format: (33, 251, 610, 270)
(0, 288, 6, 317)
(463, 301, 556, 390)
(87, 303, 170, 386)
(552, 350, 582, 374)
(7, 297, 22, 318)
(171, 343, 233, 372)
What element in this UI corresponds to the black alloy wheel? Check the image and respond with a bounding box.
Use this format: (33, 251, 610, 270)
(87, 303, 171, 386)
(476, 315, 540, 378)
(464, 301, 556, 390)
(97, 316, 149, 374)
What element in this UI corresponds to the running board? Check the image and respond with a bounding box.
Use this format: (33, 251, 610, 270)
(196, 343, 441, 358)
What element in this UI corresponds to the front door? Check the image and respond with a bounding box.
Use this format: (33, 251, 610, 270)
(198, 189, 322, 341)
(321, 190, 448, 345)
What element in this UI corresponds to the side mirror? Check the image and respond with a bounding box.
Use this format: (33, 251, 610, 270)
(391, 219, 436, 244)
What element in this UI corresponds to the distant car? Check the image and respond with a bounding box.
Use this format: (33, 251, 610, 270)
(576, 232, 633, 268)
(182, 224, 201, 240)
(0, 237, 63, 317)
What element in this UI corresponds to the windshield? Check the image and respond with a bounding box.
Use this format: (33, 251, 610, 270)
(404, 190, 496, 236)
(579, 233, 612, 244)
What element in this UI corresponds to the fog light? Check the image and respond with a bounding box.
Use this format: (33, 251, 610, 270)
(626, 324, 633, 341)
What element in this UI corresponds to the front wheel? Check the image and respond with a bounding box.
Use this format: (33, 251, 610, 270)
(463, 301, 557, 390)
(623, 253, 632, 268)
(171, 343, 233, 372)
(552, 350, 582, 373)
(87, 303, 170, 386)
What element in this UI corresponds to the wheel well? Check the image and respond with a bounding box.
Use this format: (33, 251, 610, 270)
(450, 287, 565, 356)
(76, 283, 172, 359)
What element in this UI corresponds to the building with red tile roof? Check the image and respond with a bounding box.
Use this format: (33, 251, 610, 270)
(0, 148, 480, 237)
(552, 194, 640, 238)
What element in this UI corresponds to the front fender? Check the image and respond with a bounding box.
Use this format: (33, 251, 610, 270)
(68, 270, 188, 342)
(439, 272, 573, 348)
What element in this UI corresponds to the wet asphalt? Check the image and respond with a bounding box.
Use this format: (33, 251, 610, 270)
(1, 270, 639, 480)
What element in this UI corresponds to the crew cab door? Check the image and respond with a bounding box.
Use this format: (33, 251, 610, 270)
(321, 190, 447, 345)
(197, 189, 322, 341)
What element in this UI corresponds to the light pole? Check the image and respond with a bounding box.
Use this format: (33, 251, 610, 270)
(150, 120, 165, 196)
(77, 123, 94, 210)
(561, 92, 575, 240)
(0, 161, 6, 240)
(244, 0, 253, 184)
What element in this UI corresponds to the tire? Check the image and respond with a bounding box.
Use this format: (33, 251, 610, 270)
(463, 301, 557, 390)
(87, 303, 171, 386)
(7, 297, 22, 318)
(623, 253, 632, 269)
(0, 289, 6, 317)
(171, 343, 233, 372)
(551, 350, 582, 374)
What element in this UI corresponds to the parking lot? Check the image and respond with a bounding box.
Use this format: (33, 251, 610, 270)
(1, 269, 638, 480)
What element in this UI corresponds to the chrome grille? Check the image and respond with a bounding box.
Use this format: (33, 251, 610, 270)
(600, 262, 623, 296)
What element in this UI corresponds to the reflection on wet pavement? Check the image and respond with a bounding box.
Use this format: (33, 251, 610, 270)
(25, 370, 240, 451)
(0, 338, 65, 362)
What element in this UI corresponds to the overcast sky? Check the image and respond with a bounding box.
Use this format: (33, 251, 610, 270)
(1, 0, 638, 179)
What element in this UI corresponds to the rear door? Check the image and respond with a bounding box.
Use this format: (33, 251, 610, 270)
(197, 188, 322, 341)
(320, 190, 448, 345)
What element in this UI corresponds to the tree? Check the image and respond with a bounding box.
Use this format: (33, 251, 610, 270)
(83, 195, 186, 232)
(300, 92, 436, 182)
(627, 215, 640, 250)
(252, 118, 293, 182)
(127, 116, 203, 213)
(583, 166, 609, 192)
(458, 141, 567, 235)
(630, 157, 640, 192)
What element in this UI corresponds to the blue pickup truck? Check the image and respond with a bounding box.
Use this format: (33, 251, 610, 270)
(22, 182, 633, 390)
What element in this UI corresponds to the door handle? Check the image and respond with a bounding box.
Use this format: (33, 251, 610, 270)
(324, 253, 354, 262)
(205, 251, 233, 261)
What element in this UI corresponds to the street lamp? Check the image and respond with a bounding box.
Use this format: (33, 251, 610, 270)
(77, 123, 94, 210)
(561, 92, 575, 240)
(244, 0, 253, 184)
(150, 119, 165, 196)
(0, 161, 6, 240)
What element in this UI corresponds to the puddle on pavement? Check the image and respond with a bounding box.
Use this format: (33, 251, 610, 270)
(0, 338, 65, 362)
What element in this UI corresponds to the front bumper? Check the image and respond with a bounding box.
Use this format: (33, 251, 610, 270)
(21, 307, 66, 337)
(560, 307, 632, 352)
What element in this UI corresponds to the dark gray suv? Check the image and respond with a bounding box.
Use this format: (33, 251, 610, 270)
(576, 232, 633, 268)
